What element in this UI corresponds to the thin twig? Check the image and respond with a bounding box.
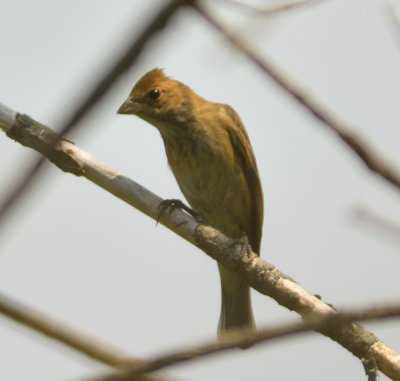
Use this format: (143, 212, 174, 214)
(353, 206, 400, 243)
(194, 4, 400, 192)
(385, 3, 400, 49)
(1, 104, 400, 380)
(0, 291, 129, 369)
(217, 0, 327, 17)
(87, 304, 400, 381)
(0, 0, 194, 233)
(0, 291, 176, 381)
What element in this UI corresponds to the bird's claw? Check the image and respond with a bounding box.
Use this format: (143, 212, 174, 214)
(313, 294, 336, 310)
(157, 199, 200, 224)
(230, 233, 253, 258)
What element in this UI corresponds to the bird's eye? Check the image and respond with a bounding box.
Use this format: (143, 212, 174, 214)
(148, 88, 160, 100)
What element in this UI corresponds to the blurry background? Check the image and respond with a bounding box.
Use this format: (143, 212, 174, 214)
(0, 0, 400, 380)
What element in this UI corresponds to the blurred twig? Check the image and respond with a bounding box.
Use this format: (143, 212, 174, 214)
(385, 3, 400, 49)
(88, 304, 400, 381)
(194, 4, 400, 192)
(353, 207, 400, 245)
(0, 291, 128, 369)
(217, 0, 326, 17)
(0, 0, 194, 233)
(1, 104, 400, 381)
(0, 291, 175, 381)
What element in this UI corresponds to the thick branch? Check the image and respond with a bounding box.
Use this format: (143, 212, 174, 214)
(194, 4, 400, 192)
(1, 104, 399, 380)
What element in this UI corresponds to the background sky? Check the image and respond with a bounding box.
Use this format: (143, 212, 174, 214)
(1, 0, 400, 380)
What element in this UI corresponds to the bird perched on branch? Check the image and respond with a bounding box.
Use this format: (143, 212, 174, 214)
(118, 68, 263, 338)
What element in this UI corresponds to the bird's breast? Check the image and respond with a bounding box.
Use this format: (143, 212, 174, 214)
(162, 129, 251, 238)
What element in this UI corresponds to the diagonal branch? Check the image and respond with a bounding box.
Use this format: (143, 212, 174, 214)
(194, 4, 400, 192)
(386, 3, 400, 49)
(0, 0, 195, 233)
(353, 206, 400, 246)
(0, 292, 130, 369)
(0, 291, 178, 381)
(1, 104, 399, 380)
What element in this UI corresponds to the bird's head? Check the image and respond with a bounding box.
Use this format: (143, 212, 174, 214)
(118, 68, 193, 130)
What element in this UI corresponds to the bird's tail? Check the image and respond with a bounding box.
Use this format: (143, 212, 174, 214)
(217, 264, 255, 346)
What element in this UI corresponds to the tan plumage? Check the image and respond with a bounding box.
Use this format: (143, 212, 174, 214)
(118, 68, 263, 337)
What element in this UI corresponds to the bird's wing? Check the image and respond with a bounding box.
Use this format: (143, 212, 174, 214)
(221, 104, 264, 254)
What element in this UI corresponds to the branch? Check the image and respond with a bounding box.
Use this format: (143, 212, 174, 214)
(0, 291, 177, 381)
(194, 4, 400, 192)
(386, 3, 400, 49)
(217, 0, 327, 17)
(352, 206, 400, 246)
(87, 304, 400, 381)
(0, 0, 195, 233)
(1, 104, 400, 380)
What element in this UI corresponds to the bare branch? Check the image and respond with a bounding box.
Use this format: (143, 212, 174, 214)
(385, 3, 400, 49)
(0, 291, 129, 369)
(0, 0, 195, 234)
(1, 104, 400, 380)
(217, 0, 327, 17)
(0, 291, 177, 381)
(194, 4, 400, 192)
(352, 207, 400, 245)
(88, 304, 400, 381)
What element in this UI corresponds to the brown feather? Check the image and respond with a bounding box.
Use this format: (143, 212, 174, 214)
(129, 68, 169, 97)
(220, 104, 263, 253)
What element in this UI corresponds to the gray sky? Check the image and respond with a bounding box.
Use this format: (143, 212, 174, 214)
(1, 0, 400, 380)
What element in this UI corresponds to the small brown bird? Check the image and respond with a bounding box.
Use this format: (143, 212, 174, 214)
(118, 68, 263, 336)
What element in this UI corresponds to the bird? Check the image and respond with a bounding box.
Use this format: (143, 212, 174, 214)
(118, 68, 263, 337)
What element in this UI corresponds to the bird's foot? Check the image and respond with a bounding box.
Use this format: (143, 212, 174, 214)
(230, 233, 253, 258)
(157, 199, 200, 224)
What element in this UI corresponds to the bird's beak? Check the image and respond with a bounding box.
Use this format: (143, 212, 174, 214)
(117, 99, 140, 115)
